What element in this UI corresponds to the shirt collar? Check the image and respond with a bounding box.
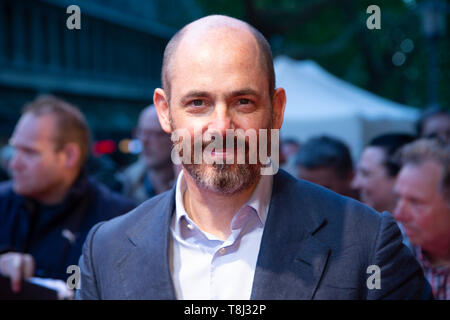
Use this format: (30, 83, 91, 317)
(173, 168, 273, 238)
(245, 171, 273, 225)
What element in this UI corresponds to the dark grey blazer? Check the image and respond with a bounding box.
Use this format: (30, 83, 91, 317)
(75, 170, 432, 299)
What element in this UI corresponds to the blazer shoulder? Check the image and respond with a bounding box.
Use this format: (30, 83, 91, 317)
(279, 170, 381, 222)
(274, 170, 384, 242)
(88, 189, 173, 246)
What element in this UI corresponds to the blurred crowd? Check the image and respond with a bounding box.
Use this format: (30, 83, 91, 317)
(0, 95, 449, 299)
(285, 108, 450, 300)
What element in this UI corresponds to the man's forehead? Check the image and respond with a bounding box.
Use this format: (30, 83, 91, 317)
(11, 113, 57, 147)
(406, 161, 443, 180)
(180, 28, 257, 59)
(169, 31, 265, 97)
(398, 161, 443, 192)
(362, 147, 386, 164)
(16, 113, 56, 133)
(172, 22, 261, 70)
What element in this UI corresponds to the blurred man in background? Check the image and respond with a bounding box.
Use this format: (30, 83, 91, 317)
(0, 95, 135, 296)
(279, 137, 301, 176)
(417, 108, 450, 144)
(295, 135, 355, 198)
(118, 105, 175, 204)
(394, 139, 450, 300)
(352, 133, 415, 213)
(280, 137, 301, 164)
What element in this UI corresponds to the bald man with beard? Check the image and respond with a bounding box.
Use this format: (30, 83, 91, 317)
(75, 15, 431, 300)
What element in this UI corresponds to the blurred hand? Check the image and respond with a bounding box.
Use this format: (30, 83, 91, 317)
(28, 277, 74, 300)
(0, 252, 35, 293)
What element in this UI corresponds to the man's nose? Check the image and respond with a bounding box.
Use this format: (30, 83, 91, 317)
(209, 106, 233, 135)
(350, 174, 362, 190)
(393, 199, 408, 222)
(9, 151, 22, 172)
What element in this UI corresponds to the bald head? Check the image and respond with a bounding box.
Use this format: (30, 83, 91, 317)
(137, 105, 172, 169)
(138, 105, 162, 131)
(161, 15, 275, 101)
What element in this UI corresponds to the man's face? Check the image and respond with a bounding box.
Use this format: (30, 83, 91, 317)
(297, 166, 352, 196)
(9, 113, 67, 200)
(155, 28, 285, 194)
(394, 161, 450, 250)
(422, 114, 450, 144)
(137, 109, 172, 169)
(351, 146, 397, 212)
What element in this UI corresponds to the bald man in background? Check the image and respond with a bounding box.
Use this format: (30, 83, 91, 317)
(118, 105, 175, 203)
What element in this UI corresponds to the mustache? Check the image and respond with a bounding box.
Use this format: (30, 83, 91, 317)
(193, 134, 250, 151)
(172, 133, 253, 166)
(170, 128, 276, 170)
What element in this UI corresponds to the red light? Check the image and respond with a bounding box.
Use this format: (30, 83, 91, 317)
(93, 140, 116, 155)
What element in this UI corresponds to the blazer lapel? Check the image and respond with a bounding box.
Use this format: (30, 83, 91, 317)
(118, 188, 177, 299)
(251, 171, 331, 300)
(113, 170, 330, 300)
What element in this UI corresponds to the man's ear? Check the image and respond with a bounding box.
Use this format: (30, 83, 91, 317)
(272, 87, 286, 130)
(62, 142, 81, 169)
(153, 88, 172, 134)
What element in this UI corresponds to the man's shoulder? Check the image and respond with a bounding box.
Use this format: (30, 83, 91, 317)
(273, 170, 383, 235)
(0, 181, 19, 208)
(276, 170, 379, 216)
(88, 178, 135, 207)
(0, 180, 13, 197)
(88, 189, 173, 245)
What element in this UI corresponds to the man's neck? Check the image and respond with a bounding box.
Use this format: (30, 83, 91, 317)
(182, 170, 260, 241)
(32, 172, 79, 206)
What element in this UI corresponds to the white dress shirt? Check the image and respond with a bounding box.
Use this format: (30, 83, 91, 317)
(170, 170, 273, 300)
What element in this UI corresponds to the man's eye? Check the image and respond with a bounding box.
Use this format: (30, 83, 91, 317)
(238, 98, 250, 105)
(359, 169, 370, 177)
(191, 99, 203, 107)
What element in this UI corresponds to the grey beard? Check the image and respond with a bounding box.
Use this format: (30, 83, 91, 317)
(183, 162, 261, 196)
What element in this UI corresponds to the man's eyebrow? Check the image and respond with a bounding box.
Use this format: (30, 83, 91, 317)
(180, 91, 213, 102)
(181, 89, 260, 100)
(9, 140, 38, 153)
(226, 88, 260, 98)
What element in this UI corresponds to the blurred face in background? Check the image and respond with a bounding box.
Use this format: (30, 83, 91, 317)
(136, 107, 172, 170)
(281, 141, 300, 163)
(421, 114, 450, 144)
(9, 113, 67, 200)
(393, 161, 450, 252)
(351, 146, 397, 212)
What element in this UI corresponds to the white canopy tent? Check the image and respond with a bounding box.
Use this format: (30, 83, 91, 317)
(275, 55, 419, 158)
